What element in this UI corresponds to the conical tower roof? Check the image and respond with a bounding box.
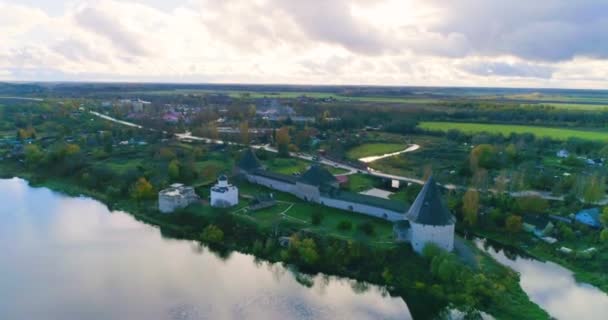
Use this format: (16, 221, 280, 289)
(298, 164, 337, 186)
(238, 148, 262, 171)
(406, 176, 455, 226)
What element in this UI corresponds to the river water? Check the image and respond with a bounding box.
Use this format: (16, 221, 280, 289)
(476, 239, 608, 320)
(0, 178, 411, 320)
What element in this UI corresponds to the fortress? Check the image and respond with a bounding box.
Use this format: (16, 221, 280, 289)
(237, 149, 456, 252)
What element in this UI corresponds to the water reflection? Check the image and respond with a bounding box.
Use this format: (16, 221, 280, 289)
(0, 178, 411, 320)
(476, 239, 608, 320)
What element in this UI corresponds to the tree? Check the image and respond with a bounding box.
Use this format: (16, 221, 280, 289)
(276, 126, 291, 157)
(168, 159, 180, 181)
(337, 220, 352, 231)
(24, 144, 44, 167)
(358, 222, 374, 235)
(582, 173, 605, 203)
(298, 238, 319, 265)
(239, 120, 250, 145)
(462, 188, 479, 226)
(600, 228, 608, 243)
(311, 212, 323, 225)
(505, 215, 522, 233)
(201, 224, 224, 244)
(131, 177, 155, 201)
(470, 144, 496, 171)
(601, 207, 608, 226)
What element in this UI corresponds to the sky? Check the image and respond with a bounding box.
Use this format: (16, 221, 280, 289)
(1, 0, 608, 89)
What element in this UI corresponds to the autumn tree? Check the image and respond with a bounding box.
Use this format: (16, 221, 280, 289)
(239, 121, 250, 145)
(505, 215, 523, 233)
(24, 144, 44, 167)
(469, 144, 496, 171)
(462, 188, 479, 226)
(131, 177, 155, 201)
(276, 126, 291, 157)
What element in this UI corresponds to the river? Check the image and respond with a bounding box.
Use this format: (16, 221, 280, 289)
(476, 239, 608, 320)
(0, 178, 411, 320)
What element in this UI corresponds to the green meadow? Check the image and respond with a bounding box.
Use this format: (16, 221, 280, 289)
(419, 121, 608, 141)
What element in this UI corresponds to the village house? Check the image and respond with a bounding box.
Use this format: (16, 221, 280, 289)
(158, 183, 199, 213)
(575, 208, 602, 228)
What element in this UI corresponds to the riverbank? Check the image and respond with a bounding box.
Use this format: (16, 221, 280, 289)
(472, 229, 608, 294)
(0, 162, 548, 319)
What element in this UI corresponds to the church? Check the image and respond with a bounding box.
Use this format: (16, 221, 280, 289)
(237, 149, 456, 253)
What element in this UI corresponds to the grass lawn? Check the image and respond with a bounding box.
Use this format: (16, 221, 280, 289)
(263, 157, 349, 175)
(263, 157, 308, 175)
(419, 121, 608, 141)
(346, 143, 407, 159)
(234, 180, 396, 246)
(344, 174, 379, 192)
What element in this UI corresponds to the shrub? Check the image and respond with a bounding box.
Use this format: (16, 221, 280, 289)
(358, 222, 374, 235)
(201, 224, 224, 244)
(311, 211, 324, 226)
(337, 220, 353, 231)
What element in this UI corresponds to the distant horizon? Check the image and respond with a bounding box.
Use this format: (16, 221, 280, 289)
(2, 80, 608, 93)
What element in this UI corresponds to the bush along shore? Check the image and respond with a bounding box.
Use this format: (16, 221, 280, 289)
(0, 162, 548, 320)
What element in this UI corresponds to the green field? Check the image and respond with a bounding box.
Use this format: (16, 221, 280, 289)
(419, 121, 608, 141)
(346, 143, 407, 159)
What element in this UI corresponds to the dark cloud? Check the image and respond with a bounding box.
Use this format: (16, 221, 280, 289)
(460, 61, 555, 78)
(74, 6, 150, 57)
(427, 0, 608, 61)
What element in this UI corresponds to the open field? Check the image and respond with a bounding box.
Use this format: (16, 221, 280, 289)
(346, 143, 407, 159)
(124, 89, 439, 104)
(419, 121, 608, 141)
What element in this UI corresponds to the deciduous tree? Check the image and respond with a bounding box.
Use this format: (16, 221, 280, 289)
(505, 215, 523, 233)
(462, 188, 479, 226)
(276, 126, 290, 157)
(131, 177, 155, 201)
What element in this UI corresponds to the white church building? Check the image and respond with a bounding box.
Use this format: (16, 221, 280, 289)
(210, 175, 239, 207)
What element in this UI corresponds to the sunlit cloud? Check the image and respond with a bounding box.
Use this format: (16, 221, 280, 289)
(0, 0, 606, 88)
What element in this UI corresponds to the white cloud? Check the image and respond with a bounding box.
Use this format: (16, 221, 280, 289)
(0, 0, 606, 88)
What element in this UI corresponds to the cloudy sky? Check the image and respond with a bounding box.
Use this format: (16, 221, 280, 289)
(1, 0, 608, 88)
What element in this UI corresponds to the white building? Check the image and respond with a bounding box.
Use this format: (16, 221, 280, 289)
(210, 175, 239, 207)
(158, 183, 199, 213)
(402, 177, 456, 253)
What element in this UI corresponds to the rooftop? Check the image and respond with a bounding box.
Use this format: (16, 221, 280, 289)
(238, 148, 262, 171)
(253, 169, 297, 184)
(406, 176, 455, 226)
(322, 187, 408, 213)
(298, 165, 337, 187)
